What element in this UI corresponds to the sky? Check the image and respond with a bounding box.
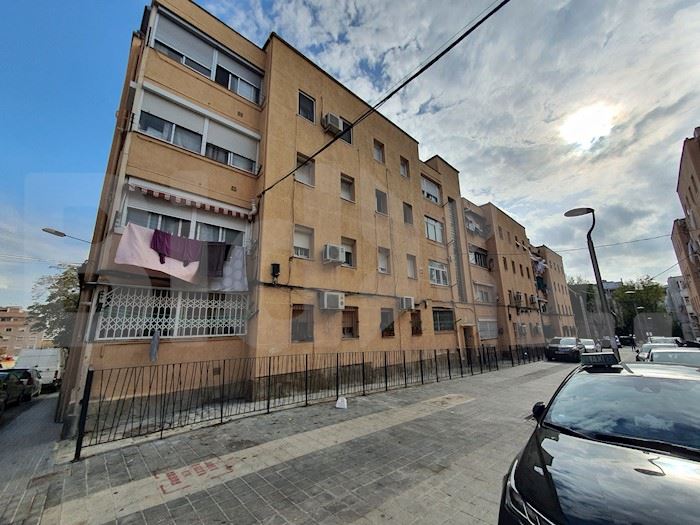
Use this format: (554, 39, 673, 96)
(2, 0, 700, 307)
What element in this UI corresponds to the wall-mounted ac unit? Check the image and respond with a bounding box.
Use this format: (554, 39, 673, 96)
(322, 244, 346, 264)
(322, 113, 343, 135)
(319, 291, 345, 310)
(399, 296, 414, 310)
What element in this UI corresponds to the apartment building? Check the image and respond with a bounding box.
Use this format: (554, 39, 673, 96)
(666, 276, 700, 341)
(462, 199, 499, 346)
(60, 0, 478, 424)
(0, 306, 47, 356)
(476, 203, 547, 347)
(674, 128, 700, 317)
(532, 245, 576, 338)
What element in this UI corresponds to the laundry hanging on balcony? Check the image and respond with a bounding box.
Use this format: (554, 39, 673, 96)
(150, 229, 203, 266)
(208, 246, 248, 292)
(115, 223, 201, 282)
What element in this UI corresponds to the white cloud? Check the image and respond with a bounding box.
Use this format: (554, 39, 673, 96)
(201, 0, 700, 283)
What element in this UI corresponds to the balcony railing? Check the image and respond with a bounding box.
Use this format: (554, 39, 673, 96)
(95, 285, 248, 340)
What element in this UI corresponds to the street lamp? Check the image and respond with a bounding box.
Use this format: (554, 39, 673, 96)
(42, 227, 92, 244)
(564, 207, 619, 357)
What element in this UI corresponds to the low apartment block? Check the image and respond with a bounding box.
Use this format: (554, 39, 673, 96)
(59, 0, 575, 429)
(0, 306, 47, 356)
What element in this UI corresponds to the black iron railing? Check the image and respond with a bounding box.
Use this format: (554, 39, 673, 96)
(74, 344, 546, 459)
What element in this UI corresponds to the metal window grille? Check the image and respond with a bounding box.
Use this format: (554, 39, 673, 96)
(95, 286, 247, 340)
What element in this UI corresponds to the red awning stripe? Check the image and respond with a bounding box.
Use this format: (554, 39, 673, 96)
(128, 183, 249, 219)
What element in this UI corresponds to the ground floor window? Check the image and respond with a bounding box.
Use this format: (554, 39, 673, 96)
(477, 319, 498, 340)
(292, 304, 314, 342)
(432, 308, 455, 332)
(342, 307, 359, 338)
(411, 310, 422, 336)
(380, 308, 395, 337)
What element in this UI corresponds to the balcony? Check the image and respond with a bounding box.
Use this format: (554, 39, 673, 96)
(94, 285, 248, 341)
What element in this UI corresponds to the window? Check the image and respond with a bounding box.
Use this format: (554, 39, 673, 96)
(298, 91, 315, 122)
(139, 91, 258, 168)
(468, 246, 488, 268)
(341, 237, 356, 267)
(340, 174, 355, 201)
(406, 254, 417, 279)
(400, 156, 410, 177)
(291, 304, 314, 342)
(380, 308, 395, 337)
(293, 225, 313, 259)
(478, 319, 498, 340)
(376, 189, 388, 214)
(432, 308, 455, 332)
(205, 121, 258, 173)
(378, 247, 391, 274)
(195, 223, 244, 245)
(424, 216, 444, 243)
(295, 154, 315, 186)
(403, 202, 413, 224)
(429, 260, 449, 286)
(342, 307, 359, 338)
(511, 260, 516, 273)
(214, 51, 263, 104)
(373, 140, 385, 163)
(126, 207, 191, 237)
(502, 257, 508, 270)
(507, 231, 511, 243)
(498, 226, 503, 239)
(421, 176, 441, 204)
(153, 16, 213, 77)
(340, 118, 352, 144)
(519, 264, 524, 277)
(474, 284, 494, 303)
(526, 266, 531, 279)
(411, 311, 422, 336)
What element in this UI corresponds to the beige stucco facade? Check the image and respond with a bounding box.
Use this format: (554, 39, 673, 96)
(675, 130, 700, 319)
(0, 306, 48, 356)
(532, 245, 576, 338)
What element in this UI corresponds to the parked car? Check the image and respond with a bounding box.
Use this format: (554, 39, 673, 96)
(648, 349, 700, 366)
(636, 343, 677, 362)
(498, 352, 700, 525)
(0, 369, 34, 405)
(648, 336, 679, 345)
(580, 338, 596, 352)
(14, 348, 63, 390)
(545, 337, 584, 362)
(2, 368, 42, 399)
(618, 335, 636, 347)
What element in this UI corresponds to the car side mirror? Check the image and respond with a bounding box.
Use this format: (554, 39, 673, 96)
(532, 402, 546, 422)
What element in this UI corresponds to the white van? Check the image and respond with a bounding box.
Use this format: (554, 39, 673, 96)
(14, 348, 64, 390)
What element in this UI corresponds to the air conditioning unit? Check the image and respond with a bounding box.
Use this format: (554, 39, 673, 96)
(399, 296, 415, 310)
(322, 244, 346, 264)
(319, 291, 345, 310)
(322, 113, 343, 135)
(514, 292, 523, 304)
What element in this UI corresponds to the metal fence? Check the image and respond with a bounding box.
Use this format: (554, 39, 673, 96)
(74, 344, 546, 459)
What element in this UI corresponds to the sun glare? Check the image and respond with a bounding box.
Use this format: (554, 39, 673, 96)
(560, 103, 616, 150)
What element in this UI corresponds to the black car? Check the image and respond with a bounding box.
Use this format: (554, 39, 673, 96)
(545, 337, 584, 362)
(499, 354, 700, 524)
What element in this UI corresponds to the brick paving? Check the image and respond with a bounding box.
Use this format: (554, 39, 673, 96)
(2, 359, 578, 525)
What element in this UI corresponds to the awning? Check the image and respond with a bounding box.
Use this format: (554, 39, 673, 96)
(127, 177, 251, 220)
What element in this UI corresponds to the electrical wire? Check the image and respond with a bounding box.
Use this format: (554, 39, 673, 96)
(257, 0, 513, 200)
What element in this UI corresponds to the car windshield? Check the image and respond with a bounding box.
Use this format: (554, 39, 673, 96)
(559, 338, 577, 345)
(650, 337, 677, 344)
(581, 339, 594, 346)
(650, 352, 700, 366)
(0, 371, 9, 380)
(544, 373, 700, 451)
(549, 338, 561, 345)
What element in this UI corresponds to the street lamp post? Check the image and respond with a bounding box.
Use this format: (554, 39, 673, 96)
(42, 227, 92, 244)
(564, 207, 619, 358)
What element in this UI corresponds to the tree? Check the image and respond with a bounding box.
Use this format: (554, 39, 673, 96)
(612, 277, 666, 336)
(27, 264, 80, 349)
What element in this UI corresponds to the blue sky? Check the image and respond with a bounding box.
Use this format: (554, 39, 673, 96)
(2, 0, 700, 307)
(0, 1, 148, 305)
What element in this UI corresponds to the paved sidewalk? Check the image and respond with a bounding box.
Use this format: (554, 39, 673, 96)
(0, 393, 63, 524)
(4, 360, 576, 524)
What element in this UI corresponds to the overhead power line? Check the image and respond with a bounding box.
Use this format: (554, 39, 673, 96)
(257, 0, 514, 199)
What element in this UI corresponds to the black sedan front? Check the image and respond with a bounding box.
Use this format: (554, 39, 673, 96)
(499, 359, 700, 524)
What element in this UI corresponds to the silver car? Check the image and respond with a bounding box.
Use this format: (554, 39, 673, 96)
(636, 343, 677, 362)
(580, 339, 596, 352)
